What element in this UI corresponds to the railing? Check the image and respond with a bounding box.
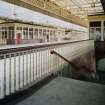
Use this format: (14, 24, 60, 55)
(0, 40, 94, 100)
(50, 50, 79, 71)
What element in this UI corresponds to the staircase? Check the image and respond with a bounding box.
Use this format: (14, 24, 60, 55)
(50, 50, 98, 81)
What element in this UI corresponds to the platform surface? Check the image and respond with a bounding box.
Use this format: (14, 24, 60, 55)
(16, 77, 105, 105)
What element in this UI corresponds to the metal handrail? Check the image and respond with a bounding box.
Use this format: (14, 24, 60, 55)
(50, 50, 79, 70)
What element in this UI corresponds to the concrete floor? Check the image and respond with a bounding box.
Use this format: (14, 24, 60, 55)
(15, 77, 105, 105)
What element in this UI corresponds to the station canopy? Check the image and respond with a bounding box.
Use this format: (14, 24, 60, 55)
(50, 0, 104, 19)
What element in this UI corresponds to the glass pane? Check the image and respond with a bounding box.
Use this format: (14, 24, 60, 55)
(29, 28, 33, 39)
(89, 28, 94, 39)
(104, 28, 105, 40)
(90, 21, 101, 27)
(2, 27, 7, 39)
(23, 27, 28, 39)
(89, 28, 101, 41)
(94, 28, 101, 41)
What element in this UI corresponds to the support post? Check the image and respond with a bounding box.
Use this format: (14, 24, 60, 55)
(101, 21, 104, 41)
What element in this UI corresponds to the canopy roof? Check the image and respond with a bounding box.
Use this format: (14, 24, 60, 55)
(50, 0, 104, 19)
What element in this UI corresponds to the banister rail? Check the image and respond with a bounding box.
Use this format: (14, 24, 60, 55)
(50, 50, 79, 70)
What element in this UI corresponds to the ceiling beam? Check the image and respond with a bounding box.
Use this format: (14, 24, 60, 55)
(3, 0, 87, 27)
(88, 15, 105, 21)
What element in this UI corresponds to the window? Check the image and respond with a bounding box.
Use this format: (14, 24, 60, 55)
(46, 29, 49, 42)
(90, 21, 101, 27)
(8, 26, 14, 39)
(104, 21, 105, 40)
(95, 28, 101, 41)
(17, 27, 22, 30)
(43, 29, 46, 36)
(23, 27, 28, 39)
(39, 29, 42, 38)
(29, 28, 33, 39)
(34, 28, 38, 40)
(89, 21, 101, 41)
(89, 28, 94, 40)
(2, 27, 7, 39)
